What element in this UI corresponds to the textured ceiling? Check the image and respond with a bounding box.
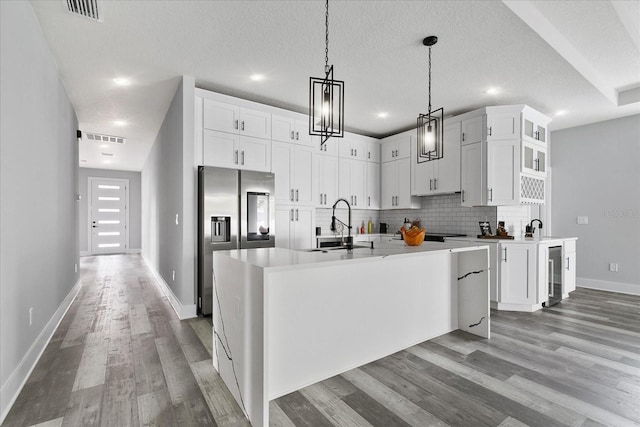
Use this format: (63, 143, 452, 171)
(29, 0, 640, 171)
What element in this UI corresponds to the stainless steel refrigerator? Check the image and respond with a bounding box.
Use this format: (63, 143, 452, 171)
(197, 166, 275, 315)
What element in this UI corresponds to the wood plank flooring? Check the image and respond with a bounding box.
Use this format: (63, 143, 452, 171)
(3, 254, 639, 426)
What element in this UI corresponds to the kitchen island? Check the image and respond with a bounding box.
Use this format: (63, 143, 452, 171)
(211, 240, 490, 426)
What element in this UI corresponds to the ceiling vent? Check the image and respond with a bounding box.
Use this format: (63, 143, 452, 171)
(65, 0, 101, 22)
(83, 132, 126, 144)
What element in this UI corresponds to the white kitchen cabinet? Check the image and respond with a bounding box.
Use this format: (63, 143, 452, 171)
(339, 135, 366, 161)
(275, 205, 315, 250)
(318, 138, 339, 156)
(203, 99, 271, 139)
(486, 112, 519, 141)
(315, 153, 339, 207)
(486, 139, 519, 206)
(461, 116, 484, 145)
(381, 132, 411, 162)
(563, 239, 576, 296)
(499, 243, 537, 305)
(461, 142, 485, 206)
(413, 121, 461, 195)
(381, 157, 420, 209)
(271, 141, 315, 206)
(366, 161, 380, 209)
(365, 140, 380, 163)
(272, 115, 313, 147)
(338, 158, 366, 209)
(522, 141, 547, 176)
(203, 130, 271, 172)
(522, 109, 549, 145)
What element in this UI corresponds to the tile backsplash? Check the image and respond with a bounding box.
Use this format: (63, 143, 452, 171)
(315, 208, 380, 235)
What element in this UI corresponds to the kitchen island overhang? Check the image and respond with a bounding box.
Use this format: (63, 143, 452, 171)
(211, 242, 490, 427)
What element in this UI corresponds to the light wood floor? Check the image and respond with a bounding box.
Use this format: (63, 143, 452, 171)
(3, 254, 639, 426)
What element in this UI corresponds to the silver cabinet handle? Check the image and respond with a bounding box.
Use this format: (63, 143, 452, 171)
(290, 209, 294, 221)
(566, 257, 570, 270)
(351, 148, 354, 156)
(235, 119, 239, 130)
(395, 149, 399, 156)
(462, 133, 465, 142)
(434, 178, 437, 190)
(295, 189, 299, 202)
(368, 152, 371, 159)
(354, 149, 357, 156)
(461, 190, 465, 202)
(296, 131, 299, 140)
(323, 194, 327, 205)
(549, 259, 554, 297)
(234, 150, 239, 164)
(489, 188, 493, 202)
(368, 196, 371, 206)
(354, 195, 357, 206)
(291, 131, 295, 140)
(241, 151, 245, 165)
(295, 209, 299, 221)
(503, 247, 508, 262)
(291, 189, 295, 202)
(488, 126, 492, 136)
(429, 179, 433, 191)
(320, 193, 323, 204)
(241, 121, 245, 131)
(535, 158, 540, 171)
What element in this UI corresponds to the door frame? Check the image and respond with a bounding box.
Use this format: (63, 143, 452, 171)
(87, 176, 130, 255)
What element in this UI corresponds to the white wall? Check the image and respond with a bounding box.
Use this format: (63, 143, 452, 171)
(0, 1, 79, 421)
(78, 168, 142, 254)
(551, 115, 640, 294)
(141, 76, 196, 316)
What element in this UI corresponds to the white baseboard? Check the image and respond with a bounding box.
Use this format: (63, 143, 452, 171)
(79, 251, 90, 257)
(0, 279, 82, 425)
(577, 277, 640, 296)
(141, 255, 197, 320)
(126, 248, 141, 254)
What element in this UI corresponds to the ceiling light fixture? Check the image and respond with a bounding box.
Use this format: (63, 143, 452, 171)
(484, 87, 500, 95)
(113, 77, 131, 86)
(417, 35, 443, 163)
(309, 0, 344, 146)
(250, 74, 265, 82)
(377, 112, 389, 119)
(555, 110, 568, 116)
(113, 120, 127, 127)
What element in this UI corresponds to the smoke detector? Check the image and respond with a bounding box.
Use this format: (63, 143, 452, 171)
(65, 0, 101, 22)
(82, 132, 126, 144)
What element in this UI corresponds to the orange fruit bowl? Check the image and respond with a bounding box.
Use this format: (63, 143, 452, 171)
(400, 226, 426, 246)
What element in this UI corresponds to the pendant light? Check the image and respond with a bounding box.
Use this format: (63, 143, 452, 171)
(417, 36, 443, 163)
(309, 0, 344, 146)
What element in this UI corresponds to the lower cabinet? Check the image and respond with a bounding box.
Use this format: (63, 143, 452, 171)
(275, 205, 315, 250)
(563, 239, 577, 296)
(499, 243, 537, 306)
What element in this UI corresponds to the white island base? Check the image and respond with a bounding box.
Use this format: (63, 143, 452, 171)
(211, 242, 490, 426)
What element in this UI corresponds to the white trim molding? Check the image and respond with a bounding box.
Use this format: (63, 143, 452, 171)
(142, 255, 197, 320)
(0, 279, 82, 424)
(578, 278, 640, 296)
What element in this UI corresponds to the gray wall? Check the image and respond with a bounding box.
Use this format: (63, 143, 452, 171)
(78, 168, 142, 253)
(1, 0, 79, 416)
(551, 115, 640, 291)
(142, 76, 196, 307)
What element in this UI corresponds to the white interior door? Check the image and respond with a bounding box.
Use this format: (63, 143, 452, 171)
(89, 178, 128, 255)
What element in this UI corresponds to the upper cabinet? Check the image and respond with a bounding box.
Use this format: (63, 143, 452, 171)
(381, 132, 411, 162)
(412, 121, 461, 196)
(203, 130, 271, 172)
(272, 115, 313, 147)
(461, 116, 484, 145)
(203, 99, 271, 140)
(365, 140, 380, 163)
(522, 107, 550, 145)
(338, 135, 366, 161)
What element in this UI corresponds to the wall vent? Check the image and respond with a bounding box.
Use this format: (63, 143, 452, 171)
(84, 132, 126, 144)
(66, 0, 101, 22)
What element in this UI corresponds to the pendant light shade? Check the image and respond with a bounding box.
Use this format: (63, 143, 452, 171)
(417, 36, 443, 163)
(309, 0, 344, 145)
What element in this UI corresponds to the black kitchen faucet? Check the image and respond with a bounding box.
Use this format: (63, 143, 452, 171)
(525, 219, 543, 237)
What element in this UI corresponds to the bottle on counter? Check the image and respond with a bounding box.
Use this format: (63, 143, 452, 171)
(360, 223, 365, 234)
(367, 220, 372, 234)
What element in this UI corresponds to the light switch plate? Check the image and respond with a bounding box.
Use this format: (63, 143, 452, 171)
(577, 216, 588, 225)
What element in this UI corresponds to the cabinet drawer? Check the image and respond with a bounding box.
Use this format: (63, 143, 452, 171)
(564, 239, 576, 253)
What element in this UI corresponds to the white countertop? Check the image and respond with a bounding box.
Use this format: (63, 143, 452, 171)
(446, 236, 577, 245)
(214, 240, 490, 270)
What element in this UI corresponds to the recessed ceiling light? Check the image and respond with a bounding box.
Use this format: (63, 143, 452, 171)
(114, 120, 127, 127)
(555, 110, 568, 116)
(100, 144, 108, 149)
(250, 74, 265, 82)
(377, 112, 389, 118)
(113, 77, 131, 86)
(484, 87, 500, 95)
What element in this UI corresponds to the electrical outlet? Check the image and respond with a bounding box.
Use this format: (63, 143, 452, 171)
(29, 307, 33, 326)
(172, 270, 176, 281)
(577, 216, 589, 225)
(609, 263, 618, 272)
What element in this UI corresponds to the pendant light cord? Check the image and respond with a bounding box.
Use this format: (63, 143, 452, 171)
(428, 46, 432, 115)
(325, 0, 329, 73)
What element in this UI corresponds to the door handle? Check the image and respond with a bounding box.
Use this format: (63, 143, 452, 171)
(92, 225, 98, 228)
(488, 126, 492, 137)
(241, 121, 245, 131)
(566, 257, 570, 270)
(320, 193, 323, 204)
(434, 178, 437, 190)
(241, 151, 245, 165)
(461, 190, 465, 202)
(354, 149, 357, 157)
(295, 209, 299, 221)
(368, 196, 371, 206)
(295, 189, 299, 202)
(296, 131, 299, 140)
(291, 189, 294, 202)
(234, 150, 238, 164)
(489, 188, 493, 202)
(429, 179, 433, 190)
(462, 133, 465, 142)
(503, 247, 508, 262)
(235, 120, 239, 130)
(291, 131, 295, 140)
(354, 195, 357, 206)
(290, 209, 294, 221)
(368, 152, 371, 159)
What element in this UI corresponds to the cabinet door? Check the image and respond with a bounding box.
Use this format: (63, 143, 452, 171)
(564, 250, 576, 294)
(350, 160, 366, 208)
(338, 158, 352, 201)
(350, 139, 366, 161)
(461, 116, 484, 145)
(522, 141, 546, 176)
(203, 100, 239, 134)
(293, 146, 315, 205)
(381, 161, 396, 209)
(239, 136, 271, 172)
(435, 121, 461, 194)
(396, 135, 411, 159)
(294, 119, 313, 147)
(500, 244, 536, 304)
(203, 130, 239, 169)
(271, 142, 293, 204)
(239, 108, 271, 139)
(412, 160, 434, 196)
(317, 154, 339, 207)
(487, 112, 518, 141)
(487, 140, 518, 205)
(523, 117, 547, 145)
(293, 206, 315, 250)
(461, 142, 484, 206)
(275, 206, 293, 249)
(366, 141, 380, 163)
(381, 140, 396, 163)
(319, 138, 339, 156)
(366, 161, 380, 209)
(396, 157, 413, 208)
(272, 115, 295, 143)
